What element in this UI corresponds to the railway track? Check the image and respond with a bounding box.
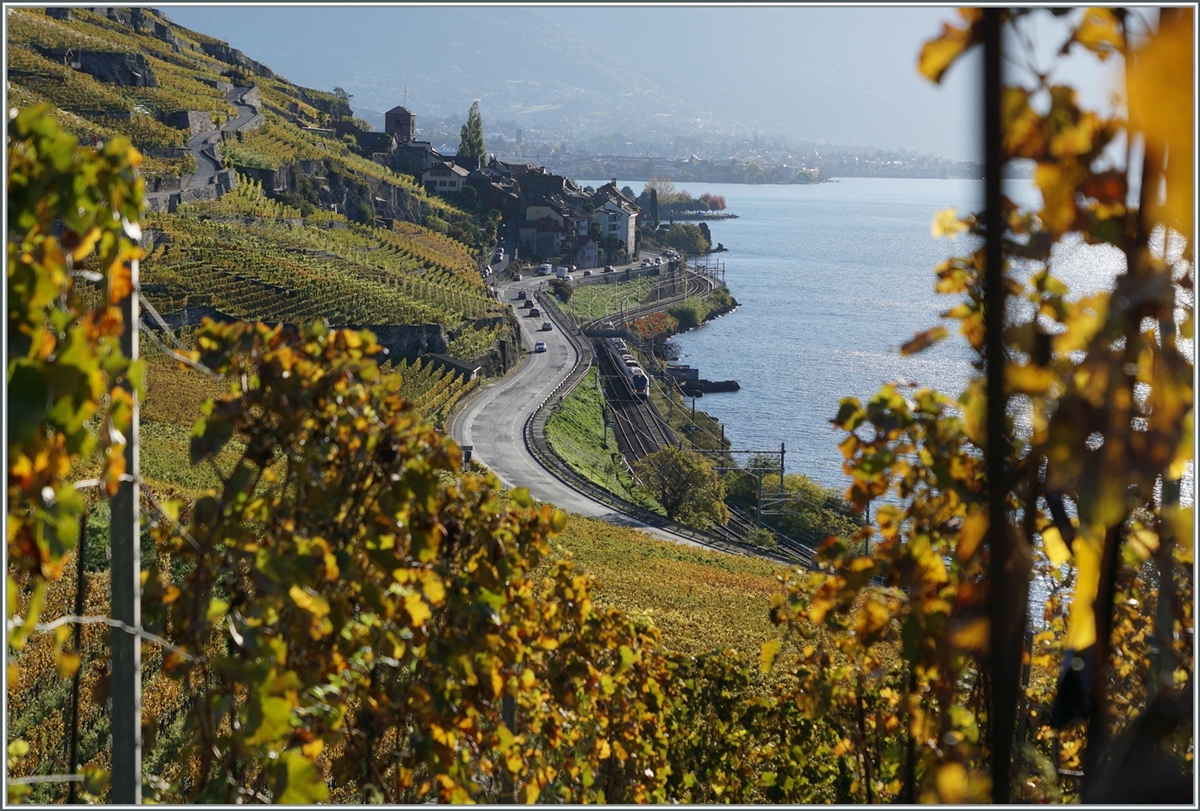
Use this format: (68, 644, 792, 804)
(581, 267, 714, 332)
(594, 339, 676, 462)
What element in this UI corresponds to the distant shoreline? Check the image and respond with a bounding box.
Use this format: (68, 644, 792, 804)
(572, 175, 999, 186)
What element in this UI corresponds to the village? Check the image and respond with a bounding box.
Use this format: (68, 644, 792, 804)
(330, 106, 642, 270)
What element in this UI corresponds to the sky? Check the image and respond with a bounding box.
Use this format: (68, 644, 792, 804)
(161, 4, 1125, 162)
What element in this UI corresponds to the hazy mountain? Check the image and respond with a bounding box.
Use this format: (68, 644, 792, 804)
(163, 6, 1117, 163)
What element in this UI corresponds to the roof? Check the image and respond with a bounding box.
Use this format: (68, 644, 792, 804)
(386, 105, 414, 116)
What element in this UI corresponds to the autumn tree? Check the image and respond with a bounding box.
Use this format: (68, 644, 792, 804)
(633, 447, 729, 528)
(7, 104, 146, 803)
(765, 7, 1193, 804)
(458, 101, 486, 166)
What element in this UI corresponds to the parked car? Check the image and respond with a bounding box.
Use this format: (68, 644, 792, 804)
(512, 273, 523, 281)
(583, 269, 593, 276)
(604, 265, 615, 273)
(654, 257, 662, 265)
(534, 341, 547, 353)
(540, 322, 553, 331)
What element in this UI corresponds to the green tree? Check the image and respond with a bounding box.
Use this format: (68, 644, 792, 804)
(661, 223, 709, 255)
(633, 447, 729, 528)
(549, 277, 572, 303)
(457, 101, 486, 165)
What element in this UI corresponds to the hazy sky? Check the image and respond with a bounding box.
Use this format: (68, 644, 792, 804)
(163, 4, 1123, 162)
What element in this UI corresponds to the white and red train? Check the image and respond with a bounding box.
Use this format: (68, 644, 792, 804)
(604, 338, 649, 397)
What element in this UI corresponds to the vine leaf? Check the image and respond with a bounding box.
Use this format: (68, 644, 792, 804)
(918, 8, 983, 83)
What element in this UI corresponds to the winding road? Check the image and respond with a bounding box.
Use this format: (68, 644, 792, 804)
(450, 261, 709, 548)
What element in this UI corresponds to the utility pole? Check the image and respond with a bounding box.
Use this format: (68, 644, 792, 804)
(111, 260, 142, 803)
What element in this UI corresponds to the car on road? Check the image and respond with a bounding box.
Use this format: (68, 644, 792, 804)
(534, 341, 547, 353)
(512, 273, 522, 281)
(583, 269, 593, 276)
(517, 290, 527, 300)
(529, 308, 541, 317)
(540, 322, 553, 331)
(604, 265, 614, 273)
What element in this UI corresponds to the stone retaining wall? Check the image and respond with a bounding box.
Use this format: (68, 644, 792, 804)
(161, 110, 217, 135)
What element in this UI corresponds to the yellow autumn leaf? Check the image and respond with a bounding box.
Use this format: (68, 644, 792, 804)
(856, 597, 893, 639)
(1169, 411, 1192, 480)
(1074, 7, 1125, 59)
(288, 584, 330, 617)
(1040, 525, 1072, 566)
(1035, 160, 1087, 235)
(759, 638, 783, 674)
(69, 227, 102, 262)
(931, 207, 968, 239)
(1006, 362, 1058, 396)
(936, 762, 969, 803)
(1128, 8, 1194, 243)
(950, 617, 990, 651)
(957, 507, 988, 562)
(404, 591, 431, 626)
(918, 9, 982, 84)
(1064, 524, 1106, 651)
(419, 570, 446, 605)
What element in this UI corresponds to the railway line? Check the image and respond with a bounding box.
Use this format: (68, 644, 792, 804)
(581, 266, 714, 332)
(594, 338, 676, 462)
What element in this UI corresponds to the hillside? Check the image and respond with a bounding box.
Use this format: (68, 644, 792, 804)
(6, 7, 508, 369)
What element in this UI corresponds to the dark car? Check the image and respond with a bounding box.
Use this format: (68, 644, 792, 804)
(583, 269, 593, 276)
(540, 322, 553, 331)
(513, 273, 523, 281)
(517, 290, 527, 300)
(604, 265, 614, 272)
(529, 308, 541, 317)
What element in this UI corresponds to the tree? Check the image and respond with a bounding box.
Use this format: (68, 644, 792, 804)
(332, 86, 352, 102)
(633, 447, 728, 528)
(549, 277, 572, 303)
(458, 101, 486, 165)
(140, 319, 691, 803)
(642, 175, 676, 201)
(764, 7, 1193, 804)
(7, 105, 146, 803)
(661, 223, 709, 256)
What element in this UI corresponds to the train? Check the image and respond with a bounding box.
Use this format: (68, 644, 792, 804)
(604, 338, 649, 397)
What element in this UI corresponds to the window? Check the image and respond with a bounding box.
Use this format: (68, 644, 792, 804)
(439, 180, 447, 187)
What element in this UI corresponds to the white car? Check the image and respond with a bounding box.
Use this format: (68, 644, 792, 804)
(534, 341, 547, 353)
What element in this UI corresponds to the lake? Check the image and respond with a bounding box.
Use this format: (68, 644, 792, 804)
(577, 176, 1136, 491)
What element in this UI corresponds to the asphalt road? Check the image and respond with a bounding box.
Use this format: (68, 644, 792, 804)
(452, 262, 706, 547)
(184, 86, 259, 189)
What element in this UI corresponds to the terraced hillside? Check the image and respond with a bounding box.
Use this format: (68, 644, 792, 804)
(6, 7, 498, 350)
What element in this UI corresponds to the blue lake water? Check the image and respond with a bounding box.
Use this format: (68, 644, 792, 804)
(578, 176, 1138, 491)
